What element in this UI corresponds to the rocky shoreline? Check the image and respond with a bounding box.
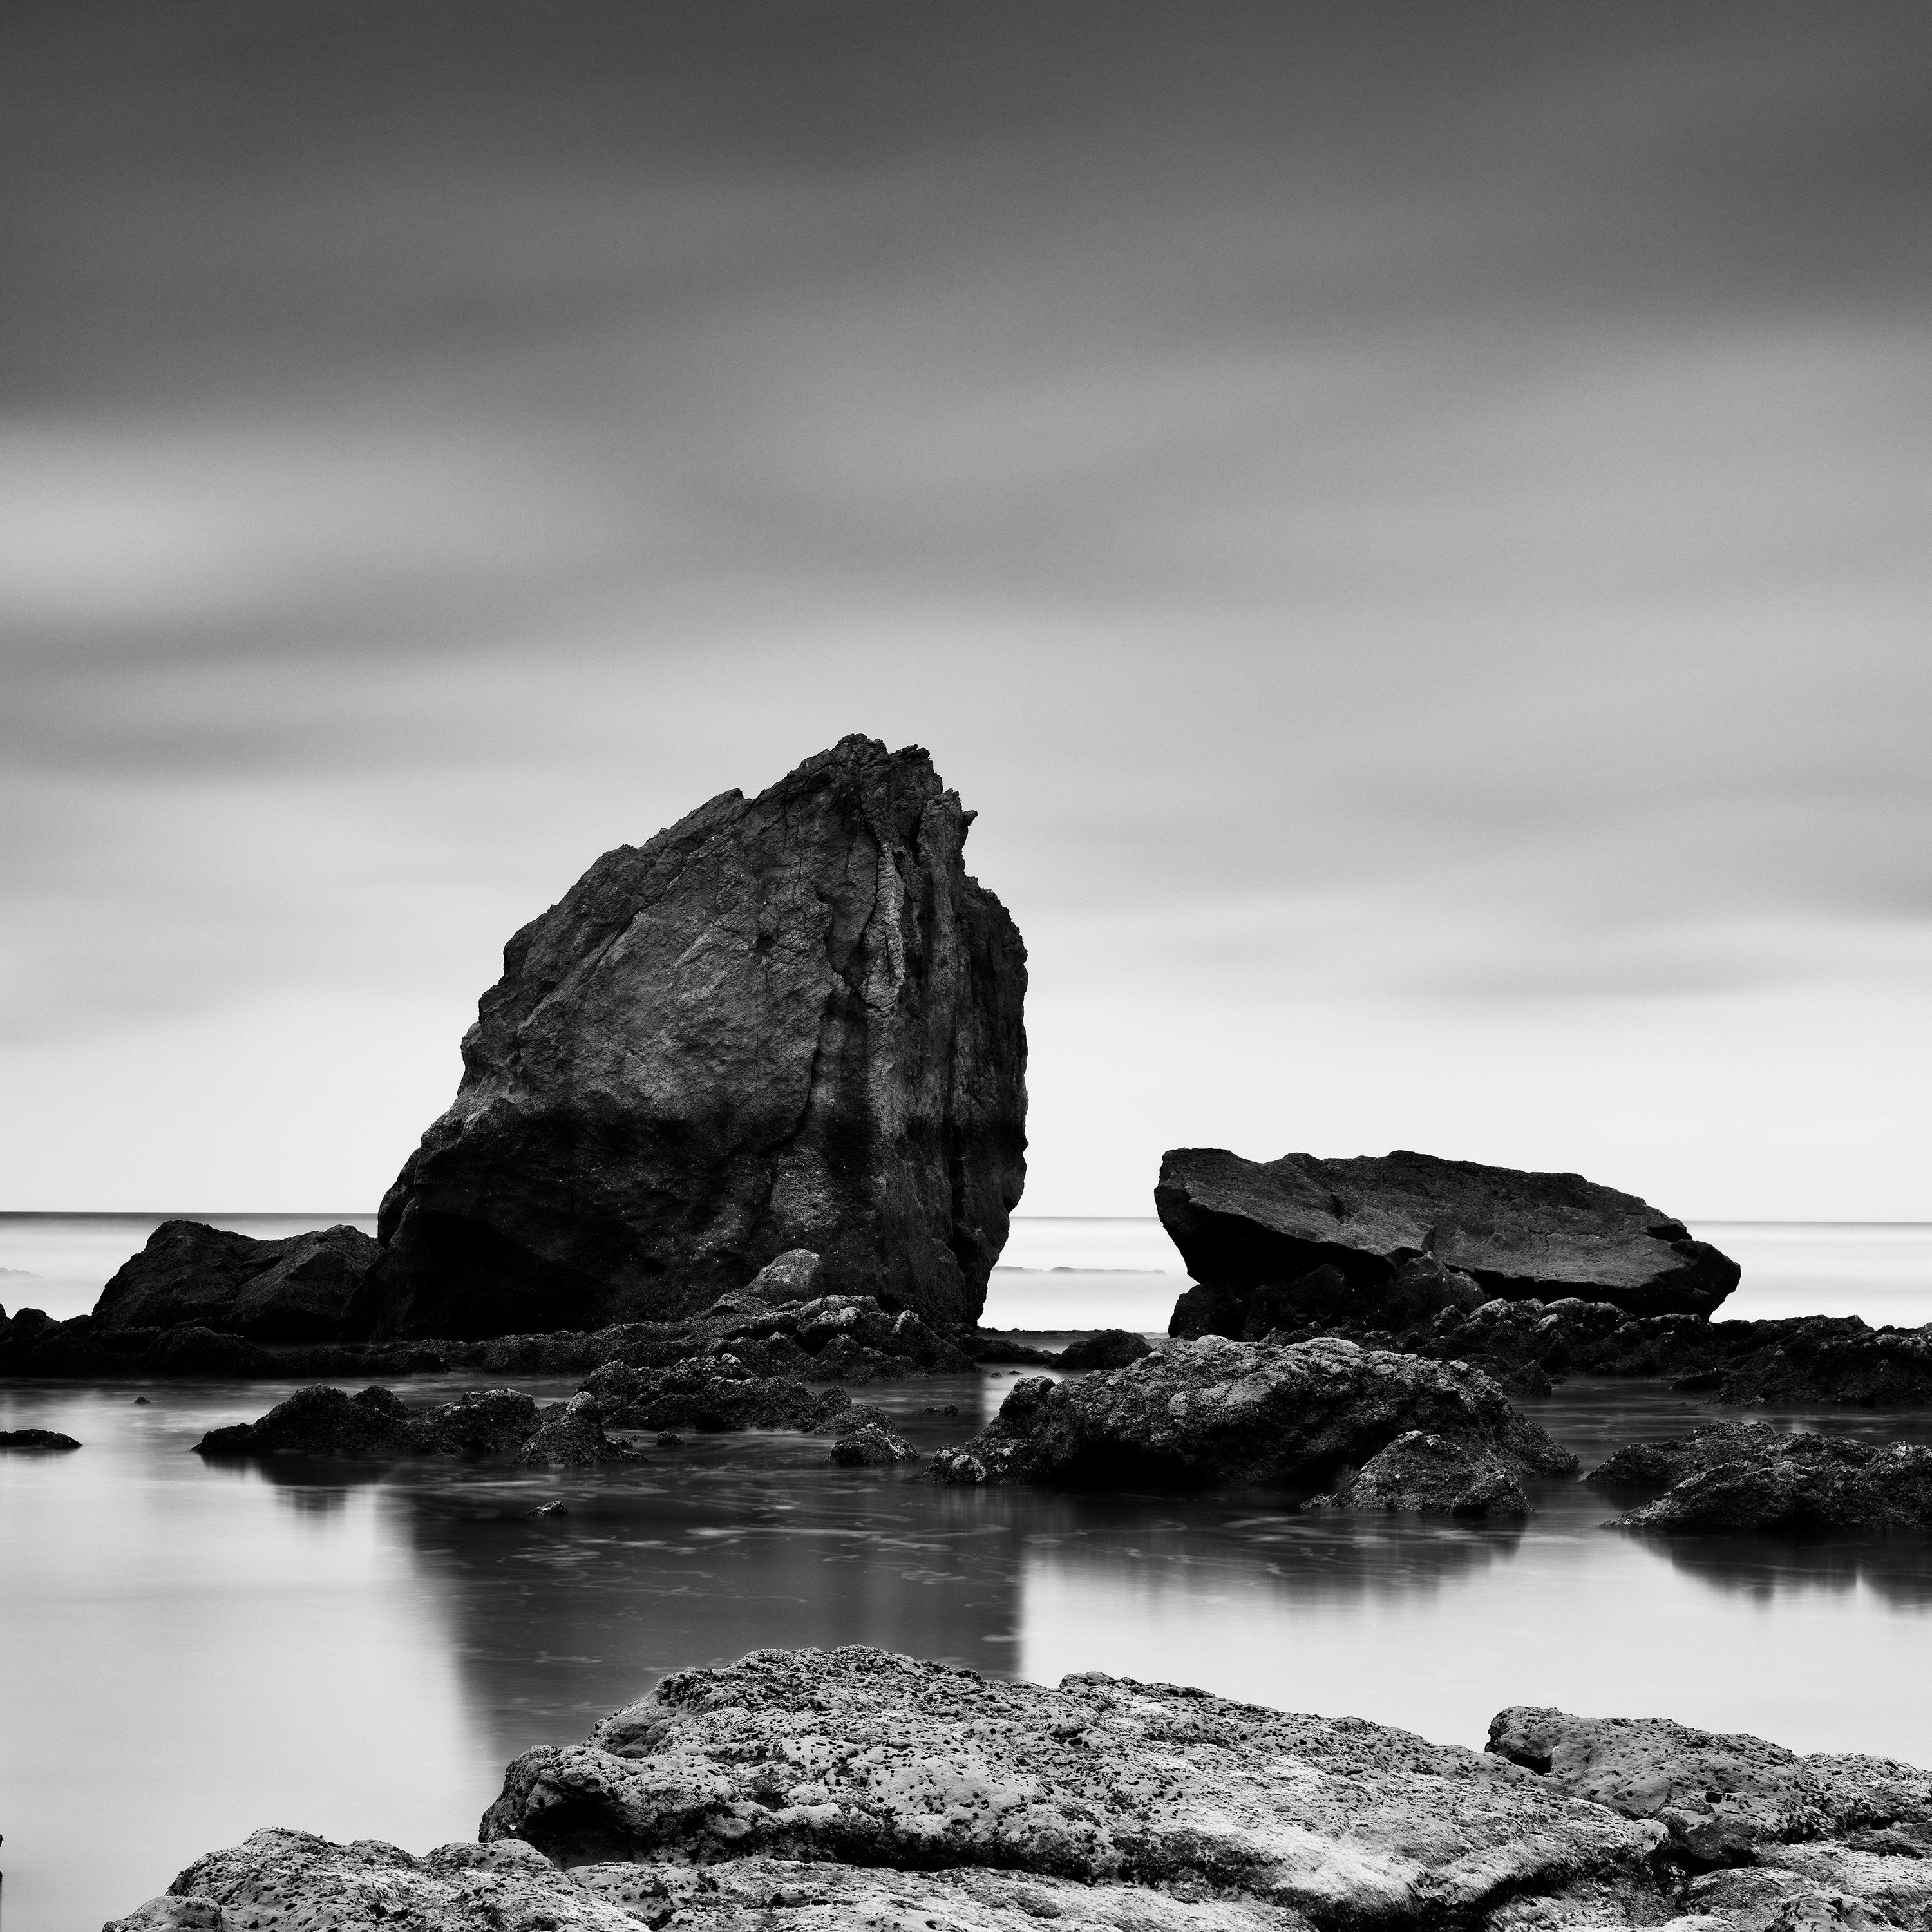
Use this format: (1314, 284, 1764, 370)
(106, 1642, 1932, 1932)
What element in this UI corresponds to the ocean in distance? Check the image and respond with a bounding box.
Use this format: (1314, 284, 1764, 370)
(2, 1217, 1930, 1929)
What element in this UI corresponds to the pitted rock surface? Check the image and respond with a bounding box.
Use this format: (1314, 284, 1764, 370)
(1311, 1430, 1532, 1519)
(928, 1336, 1578, 1488)
(1489, 1708, 1932, 1872)
(354, 737, 1027, 1341)
(480, 1645, 1656, 1918)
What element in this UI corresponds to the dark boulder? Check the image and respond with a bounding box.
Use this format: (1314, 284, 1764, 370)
(352, 737, 1027, 1342)
(1056, 1328, 1155, 1372)
(828, 1416, 918, 1465)
(929, 1334, 1578, 1489)
(580, 1358, 854, 1434)
(1160, 1148, 1738, 1336)
(194, 1385, 421, 1457)
(1607, 1429, 1932, 1535)
(1309, 1430, 1533, 1519)
(94, 1220, 378, 1342)
(193, 1384, 545, 1459)
(1586, 1421, 1788, 1492)
(520, 1392, 639, 1466)
(0, 1427, 82, 1450)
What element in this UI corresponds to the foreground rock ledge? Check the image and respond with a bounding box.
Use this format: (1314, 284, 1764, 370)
(109, 1645, 1932, 1932)
(354, 735, 1028, 1341)
(1160, 1148, 1739, 1333)
(929, 1335, 1578, 1493)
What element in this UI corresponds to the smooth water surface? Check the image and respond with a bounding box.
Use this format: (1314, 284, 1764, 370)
(4, 1218, 1932, 1929)
(4, 1369, 1932, 1931)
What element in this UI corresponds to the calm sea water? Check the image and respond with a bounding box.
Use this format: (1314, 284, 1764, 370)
(3, 1218, 1931, 1931)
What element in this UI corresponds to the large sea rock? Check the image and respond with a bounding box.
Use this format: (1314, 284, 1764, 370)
(1162, 1148, 1738, 1336)
(92, 1220, 378, 1343)
(927, 1334, 1579, 1490)
(350, 737, 1027, 1342)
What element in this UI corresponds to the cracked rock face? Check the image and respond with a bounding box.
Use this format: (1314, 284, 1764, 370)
(352, 737, 1028, 1341)
(1160, 1149, 1738, 1331)
(480, 1645, 1659, 1921)
(929, 1336, 1579, 1490)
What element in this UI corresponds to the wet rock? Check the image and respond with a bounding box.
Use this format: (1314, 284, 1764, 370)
(1160, 1148, 1738, 1334)
(929, 1336, 1578, 1489)
(1586, 1421, 1788, 1491)
(1607, 1430, 1932, 1535)
(480, 1644, 1657, 1916)
(1700, 1318, 1932, 1408)
(422, 1387, 543, 1456)
(966, 1329, 1066, 1366)
(193, 1385, 420, 1457)
(193, 1384, 543, 1459)
(1488, 1707, 1932, 1873)
(139, 1325, 279, 1378)
(529, 1500, 569, 1517)
(829, 1419, 918, 1465)
(1309, 1430, 1532, 1519)
(93, 1220, 378, 1342)
(1057, 1328, 1155, 1372)
(745, 1249, 825, 1304)
(520, 1391, 640, 1466)
(585, 1357, 854, 1434)
(354, 737, 1028, 1341)
(0, 1427, 82, 1450)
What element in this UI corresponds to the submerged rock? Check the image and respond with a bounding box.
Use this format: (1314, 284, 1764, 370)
(353, 737, 1028, 1341)
(1605, 1428, 1932, 1535)
(1310, 1430, 1532, 1519)
(928, 1335, 1578, 1489)
(481, 1644, 1656, 1914)
(1056, 1327, 1155, 1372)
(1160, 1148, 1738, 1336)
(93, 1220, 378, 1342)
(0, 1427, 81, 1450)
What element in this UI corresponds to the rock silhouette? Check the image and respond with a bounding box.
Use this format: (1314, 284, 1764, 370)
(93, 1220, 378, 1343)
(352, 737, 1027, 1341)
(1162, 1148, 1738, 1334)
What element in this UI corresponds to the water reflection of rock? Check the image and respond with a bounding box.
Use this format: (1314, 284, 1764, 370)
(389, 1452, 1029, 1770)
(1629, 1529, 1932, 1609)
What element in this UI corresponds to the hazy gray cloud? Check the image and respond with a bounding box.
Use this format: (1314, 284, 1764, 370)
(2, 0, 1927, 1210)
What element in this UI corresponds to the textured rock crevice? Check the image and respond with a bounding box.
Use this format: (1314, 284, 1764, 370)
(352, 737, 1027, 1342)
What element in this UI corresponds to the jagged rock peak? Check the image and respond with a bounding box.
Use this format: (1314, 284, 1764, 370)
(352, 737, 1027, 1341)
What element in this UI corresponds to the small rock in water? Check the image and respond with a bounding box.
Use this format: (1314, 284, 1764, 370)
(1056, 1327, 1155, 1372)
(527, 1499, 569, 1518)
(656, 1431, 683, 1446)
(132, 1395, 151, 1405)
(0, 1427, 82, 1450)
(829, 1420, 919, 1466)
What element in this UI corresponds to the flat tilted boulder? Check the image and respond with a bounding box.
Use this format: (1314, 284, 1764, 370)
(93, 1220, 379, 1343)
(480, 1644, 1656, 1918)
(928, 1335, 1579, 1488)
(1162, 1148, 1738, 1335)
(352, 737, 1027, 1342)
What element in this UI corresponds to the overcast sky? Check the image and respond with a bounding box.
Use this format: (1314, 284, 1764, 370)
(5, 0, 1929, 1217)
